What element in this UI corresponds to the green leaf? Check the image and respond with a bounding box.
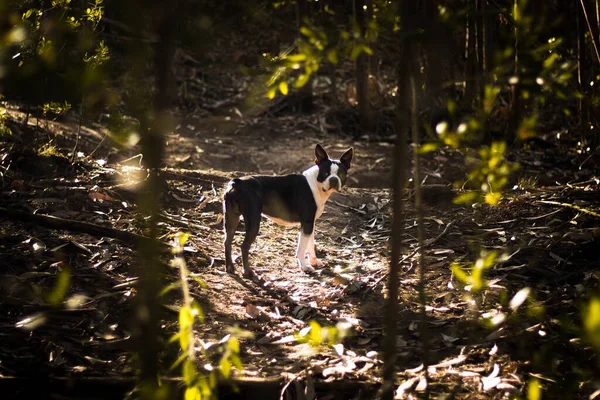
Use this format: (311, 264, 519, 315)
(228, 337, 240, 353)
(309, 321, 323, 345)
(199, 378, 212, 396)
(326, 50, 339, 64)
(286, 53, 307, 62)
(416, 142, 441, 154)
(169, 332, 181, 344)
(231, 354, 243, 370)
(279, 81, 289, 95)
(183, 360, 197, 386)
(294, 74, 310, 89)
(184, 386, 201, 400)
(180, 306, 193, 330)
(191, 300, 205, 323)
(159, 282, 182, 297)
(47, 268, 71, 306)
(299, 26, 312, 37)
(177, 232, 191, 247)
(170, 352, 188, 371)
(453, 192, 478, 205)
(191, 275, 208, 288)
(482, 251, 498, 269)
(450, 263, 471, 285)
(179, 333, 189, 353)
(584, 297, 600, 349)
(484, 192, 502, 205)
(527, 378, 542, 400)
(220, 358, 232, 378)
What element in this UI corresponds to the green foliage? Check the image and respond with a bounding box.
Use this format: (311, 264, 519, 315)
(296, 320, 351, 348)
(456, 141, 519, 206)
(451, 250, 503, 292)
(43, 100, 71, 120)
(583, 297, 600, 351)
(47, 266, 71, 306)
(527, 377, 542, 400)
(9, 0, 110, 110)
(83, 40, 109, 69)
(266, 16, 377, 98)
(169, 232, 250, 400)
(38, 142, 64, 157)
(0, 96, 12, 136)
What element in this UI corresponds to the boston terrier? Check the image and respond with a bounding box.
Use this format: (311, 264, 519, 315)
(223, 144, 353, 278)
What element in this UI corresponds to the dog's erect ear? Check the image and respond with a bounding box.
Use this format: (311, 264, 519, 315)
(315, 144, 329, 164)
(340, 148, 353, 169)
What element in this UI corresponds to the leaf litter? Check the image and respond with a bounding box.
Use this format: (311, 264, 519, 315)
(2, 81, 600, 398)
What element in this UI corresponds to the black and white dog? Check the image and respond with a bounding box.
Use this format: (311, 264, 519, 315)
(223, 144, 353, 278)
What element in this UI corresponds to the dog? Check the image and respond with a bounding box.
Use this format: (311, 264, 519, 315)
(223, 144, 353, 278)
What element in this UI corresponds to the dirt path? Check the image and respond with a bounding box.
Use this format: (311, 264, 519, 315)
(3, 106, 600, 398)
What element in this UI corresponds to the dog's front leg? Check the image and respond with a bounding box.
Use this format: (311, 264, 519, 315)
(307, 233, 323, 268)
(296, 222, 315, 273)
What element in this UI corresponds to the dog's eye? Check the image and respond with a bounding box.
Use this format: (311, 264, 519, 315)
(317, 169, 330, 182)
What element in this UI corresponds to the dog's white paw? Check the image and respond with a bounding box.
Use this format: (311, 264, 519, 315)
(298, 260, 315, 273)
(301, 264, 315, 273)
(309, 258, 323, 268)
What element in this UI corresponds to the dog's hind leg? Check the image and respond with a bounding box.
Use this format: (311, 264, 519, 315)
(241, 206, 261, 279)
(224, 211, 240, 274)
(223, 189, 241, 273)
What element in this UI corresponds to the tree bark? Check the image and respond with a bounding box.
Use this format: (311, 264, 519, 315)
(463, 0, 478, 108)
(296, 0, 314, 113)
(354, 0, 370, 136)
(382, 1, 416, 397)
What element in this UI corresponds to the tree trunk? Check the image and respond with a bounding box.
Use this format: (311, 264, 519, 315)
(423, 0, 454, 108)
(507, 0, 520, 144)
(463, 0, 478, 108)
(127, 0, 175, 394)
(354, 0, 370, 137)
(382, 2, 416, 397)
(477, 0, 486, 101)
(366, 0, 378, 76)
(296, 0, 314, 113)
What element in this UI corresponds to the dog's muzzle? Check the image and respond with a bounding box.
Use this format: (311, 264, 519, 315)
(329, 176, 340, 191)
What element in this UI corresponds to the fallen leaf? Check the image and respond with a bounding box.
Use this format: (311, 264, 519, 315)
(481, 364, 501, 391)
(510, 287, 530, 311)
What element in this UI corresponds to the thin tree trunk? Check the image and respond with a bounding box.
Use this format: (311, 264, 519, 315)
(131, 1, 175, 395)
(366, 0, 378, 76)
(476, 0, 485, 101)
(410, 75, 429, 396)
(354, 0, 370, 136)
(296, 0, 314, 113)
(596, 0, 600, 46)
(508, 0, 520, 143)
(463, 0, 478, 107)
(382, 1, 415, 397)
(424, 0, 452, 106)
(577, 0, 586, 120)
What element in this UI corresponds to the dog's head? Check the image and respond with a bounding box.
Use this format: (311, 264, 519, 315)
(314, 144, 353, 193)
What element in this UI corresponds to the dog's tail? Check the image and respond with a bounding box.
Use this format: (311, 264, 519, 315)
(223, 178, 243, 214)
(227, 178, 242, 190)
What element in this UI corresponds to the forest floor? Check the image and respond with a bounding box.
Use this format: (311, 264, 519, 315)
(2, 54, 600, 400)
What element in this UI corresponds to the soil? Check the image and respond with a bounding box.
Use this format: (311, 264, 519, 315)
(2, 61, 600, 400)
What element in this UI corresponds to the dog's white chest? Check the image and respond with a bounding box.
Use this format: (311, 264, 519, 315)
(303, 166, 331, 222)
(315, 202, 325, 220)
